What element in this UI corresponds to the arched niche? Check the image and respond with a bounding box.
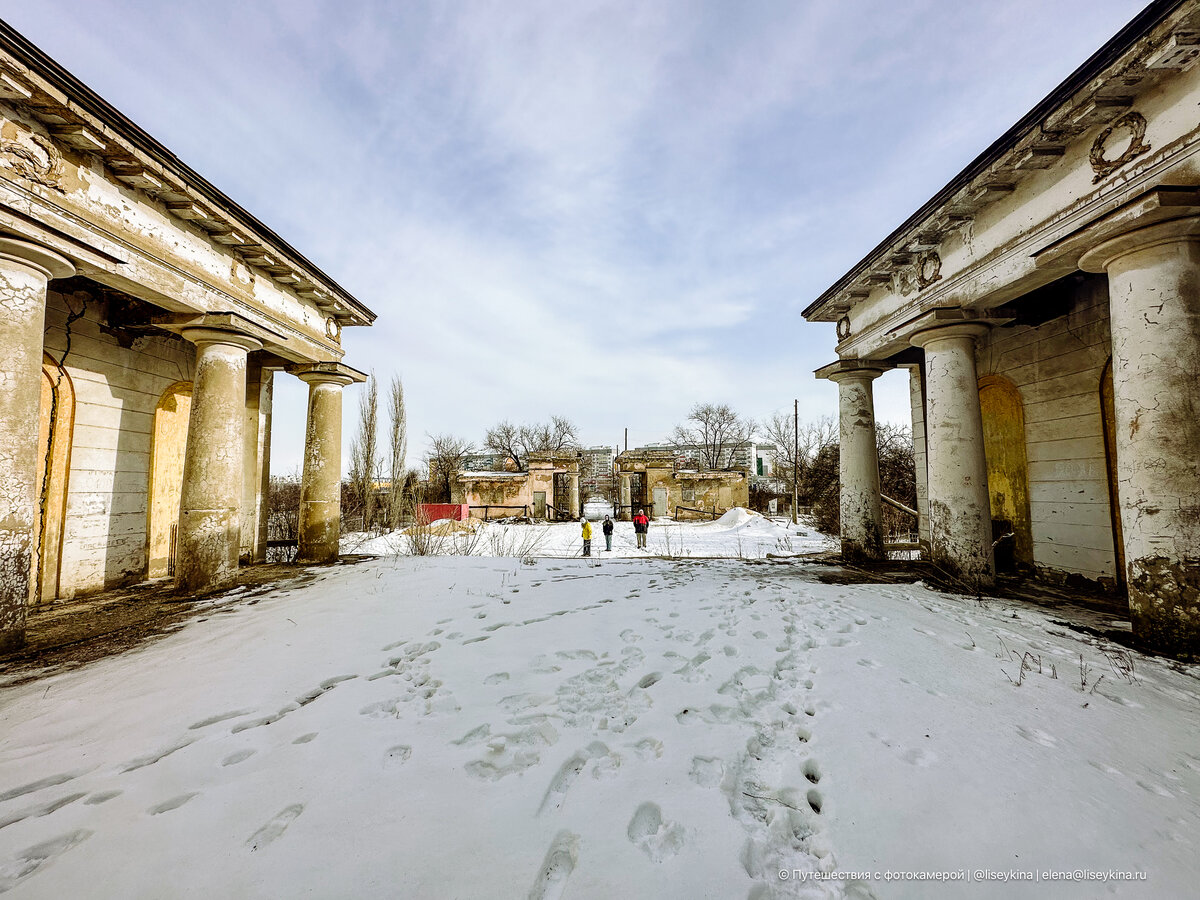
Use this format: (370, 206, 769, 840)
(978, 375, 1033, 570)
(147, 381, 192, 579)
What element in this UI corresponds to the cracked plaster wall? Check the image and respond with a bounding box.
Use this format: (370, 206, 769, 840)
(41, 288, 195, 597)
(0, 260, 48, 650)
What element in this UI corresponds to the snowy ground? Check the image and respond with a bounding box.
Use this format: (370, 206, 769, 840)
(1, 532, 1198, 898)
(343, 508, 836, 560)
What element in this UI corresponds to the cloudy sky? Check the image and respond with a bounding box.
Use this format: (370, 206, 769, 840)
(7, 0, 1147, 474)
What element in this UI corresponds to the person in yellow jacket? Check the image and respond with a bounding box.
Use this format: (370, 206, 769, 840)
(580, 517, 592, 557)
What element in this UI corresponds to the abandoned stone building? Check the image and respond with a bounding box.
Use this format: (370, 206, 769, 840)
(804, 0, 1200, 654)
(0, 24, 373, 651)
(455, 451, 582, 520)
(615, 449, 748, 520)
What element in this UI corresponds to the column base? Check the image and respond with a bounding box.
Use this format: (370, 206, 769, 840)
(175, 509, 240, 595)
(1129, 556, 1200, 660)
(0, 629, 24, 655)
(297, 499, 342, 564)
(841, 534, 883, 564)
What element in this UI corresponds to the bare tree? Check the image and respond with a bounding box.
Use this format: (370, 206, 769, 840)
(348, 372, 380, 531)
(483, 415, 579, 471)
(760, 412, 838, 496)
(386, 375, 407, 529)
(483, 420, 524, 470)
(670, 403, 755, 470)
(425, 433, 474, 503)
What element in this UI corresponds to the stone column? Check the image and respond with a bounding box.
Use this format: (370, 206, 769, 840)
(176, 328, 262, 594)
(911, 324, 993, 584)
(905, 363, 931, 549)
(0, 238, 73, 652)
(1081, 220, 1200, 654)
(241, 360, 273, 563)
(569, 472, 581, 519)
(827, 365, 887, 562)
(619, 473, 631, 520)
(291, 364, 362, 564)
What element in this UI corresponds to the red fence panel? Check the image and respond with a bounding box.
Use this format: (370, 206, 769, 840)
(418, 503, 468, 522)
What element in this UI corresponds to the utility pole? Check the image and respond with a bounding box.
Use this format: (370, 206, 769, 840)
(792, 399, 799, 525)
(624, 428, 628, 453)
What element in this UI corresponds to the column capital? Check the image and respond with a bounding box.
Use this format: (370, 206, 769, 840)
(0, 235, 74, 280)
(911, 321, 991, 349)
(179, 327, 263, 353)
(1079, 215, 1200, 273)
(814, 359, 890, 382)
(154, 312, 279, 352)
(287, 361, 368, 387)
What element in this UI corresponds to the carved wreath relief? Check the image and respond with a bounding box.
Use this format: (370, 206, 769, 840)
(0, 128, 64, 191)
(1090, 111, 1149, 183)
(916, 250, 942, 289)
(325, 316, 342, 343)
(889, 249, 942, 296)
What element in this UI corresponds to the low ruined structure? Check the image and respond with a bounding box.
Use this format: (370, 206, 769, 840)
(615, 450, 748, 519)
(0, 24, 373, 651)
(455, 451, 581, 520)
(804, 0, 1200, 654)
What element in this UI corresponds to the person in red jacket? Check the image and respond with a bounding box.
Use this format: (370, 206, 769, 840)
(632, 508, 650, 550)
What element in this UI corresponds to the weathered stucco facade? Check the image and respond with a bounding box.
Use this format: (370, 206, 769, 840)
(805, 0, 1200, 656)
(0, 24, 374, 651)
(615, 450, 748, 520)
(455, 452, 582, 520)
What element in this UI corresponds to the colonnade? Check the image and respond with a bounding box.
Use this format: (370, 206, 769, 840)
(819, 216, 1200, 653)
(0, 235, 364, 651)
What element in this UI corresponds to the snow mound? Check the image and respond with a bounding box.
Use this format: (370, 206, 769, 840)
(710, 507, 759, 528)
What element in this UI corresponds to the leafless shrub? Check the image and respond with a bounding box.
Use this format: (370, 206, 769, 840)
(1002, 650, 1043, 687)
(658, 524, 688, 559)
(486, 524, 549, 558)
(403, 493, 436, 557)
(1102, 647, 1137, 684)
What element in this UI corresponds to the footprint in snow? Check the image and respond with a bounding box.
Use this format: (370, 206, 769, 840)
(148, 793, 198, 815)
(689, 756, 725, 788)
(1015, 725, 1057, 748)
(222, 749, 256, 766)
(246, 804, 304, 851)
(0, 829, 92, 893)
(626, 802, 685, 862)
(526, 831, 579, 900)
(385, 745, 412, 767)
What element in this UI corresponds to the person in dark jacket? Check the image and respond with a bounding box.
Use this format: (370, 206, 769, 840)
(632, 508, 650, 549)
(602, 515, 614, 551)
